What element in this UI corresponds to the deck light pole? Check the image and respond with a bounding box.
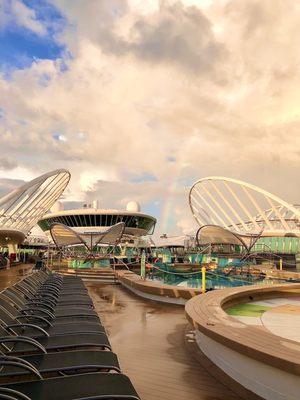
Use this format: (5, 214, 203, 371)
(201, 266, 206, 294)
(141, 250, 146, 280)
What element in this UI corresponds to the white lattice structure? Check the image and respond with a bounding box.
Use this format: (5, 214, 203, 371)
(0, 169, 70, 246)
(189, 177, 300, 237)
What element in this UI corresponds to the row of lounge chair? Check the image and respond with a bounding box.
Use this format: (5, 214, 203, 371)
(0, 268, 140, 399)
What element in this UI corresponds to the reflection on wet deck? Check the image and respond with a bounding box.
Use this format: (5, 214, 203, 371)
(0, 264, 33, 291)
(87, 283, 241, 400)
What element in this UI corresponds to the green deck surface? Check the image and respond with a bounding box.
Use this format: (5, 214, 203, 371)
(227, 303, 270, 317)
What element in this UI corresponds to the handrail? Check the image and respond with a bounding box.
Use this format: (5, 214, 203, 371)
(0, 336, 47, 354)
(0, 388, 32, 400)
(113, 256, 130, 270)
(0, 359, 42, 379)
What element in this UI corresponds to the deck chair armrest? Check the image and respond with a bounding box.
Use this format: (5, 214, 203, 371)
(6, 323, 49, 337)
(0, 357, 42, 379)
(15, 315, 53, 327)
(0, 354, 39, 371)
(0, 387, 32, 400)
(42, 282, 60, 288)
(33, 295, 57, 306)
(0, 336, 47, 353)
(38, 284, 60, 294)
(34, 294, 57, 305)
(26, 301, 54, 312)
(14, 288, 31, 300)
(36, 289, 59, 301)
(21, 307, 55, 319)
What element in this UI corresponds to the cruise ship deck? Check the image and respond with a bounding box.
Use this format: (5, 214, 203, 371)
(0, 264, 33, 291)
(87, 282, 241, 400)
(0, 265, 241, 400)
(4, 265, 300, 399)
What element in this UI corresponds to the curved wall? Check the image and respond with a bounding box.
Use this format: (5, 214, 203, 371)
(185, 283, 300, 400)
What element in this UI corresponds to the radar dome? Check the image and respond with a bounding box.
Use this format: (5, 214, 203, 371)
(126, 201, 140, 212)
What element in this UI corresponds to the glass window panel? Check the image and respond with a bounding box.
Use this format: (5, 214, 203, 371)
(106, 215, 112, 226)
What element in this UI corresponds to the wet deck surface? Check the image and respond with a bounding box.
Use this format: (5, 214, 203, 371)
(0, 264, 33, 291)
(87, 283, 241, 400)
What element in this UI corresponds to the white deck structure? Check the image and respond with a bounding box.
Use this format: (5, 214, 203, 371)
(39, 207, 156, 238)
(189, 177, 300, 237)
(0, 169, 70, 250)
(50, 222, 125, 251)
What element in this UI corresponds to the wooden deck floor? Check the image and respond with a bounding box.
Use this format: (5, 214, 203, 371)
(0, 264, 33, 291)
(87, 283, 241, 400)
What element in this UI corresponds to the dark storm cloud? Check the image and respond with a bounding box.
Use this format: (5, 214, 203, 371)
(62, 1, 227, 78)
(129, 3, 227, 75)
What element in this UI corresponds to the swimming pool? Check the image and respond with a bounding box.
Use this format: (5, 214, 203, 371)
(148, 269, 287, 289)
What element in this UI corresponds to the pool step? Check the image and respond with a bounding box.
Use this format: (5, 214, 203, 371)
(59, 268, 118, 283)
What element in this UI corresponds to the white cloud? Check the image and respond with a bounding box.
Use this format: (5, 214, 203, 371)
(0, 0, 299, 235)
(2, 0, 47, 36)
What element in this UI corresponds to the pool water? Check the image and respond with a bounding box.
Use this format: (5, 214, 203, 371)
(149, 272, 286, 290)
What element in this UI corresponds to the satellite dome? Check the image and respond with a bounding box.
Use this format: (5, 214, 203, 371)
(126, 201, 140, 212)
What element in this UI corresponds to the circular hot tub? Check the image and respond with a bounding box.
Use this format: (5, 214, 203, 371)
(185, 283, 300, 400)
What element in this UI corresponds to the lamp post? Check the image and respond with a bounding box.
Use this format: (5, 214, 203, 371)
(141, 250, 146, 280)
(201, 266, 206, 294)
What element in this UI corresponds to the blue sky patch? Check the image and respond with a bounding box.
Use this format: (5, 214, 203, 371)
(0, 1, 67, 74)
(142, 199, 161, 221)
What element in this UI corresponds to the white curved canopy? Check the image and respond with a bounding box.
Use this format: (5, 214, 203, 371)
(189, 177, 300, 234)
(196, 224, 261, 252)
(50, 223, 86, 249)
(0, 169, 70, 242)
(50, 222, 125, 251)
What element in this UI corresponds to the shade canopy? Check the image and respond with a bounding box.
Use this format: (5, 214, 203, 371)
(196, 224, 261, 252)
(50, 222, 125, 251)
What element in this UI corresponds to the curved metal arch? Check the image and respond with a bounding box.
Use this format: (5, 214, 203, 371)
(0, 169, 70, 207)
(189, 176, 300, 234)
(0, 169, 71, 237)
(50, 223, 89, 250)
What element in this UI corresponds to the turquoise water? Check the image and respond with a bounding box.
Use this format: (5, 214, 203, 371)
(149, 263, 290, 289)
(150, 273, 289, 289)
(148, 261, 293, 289)
(68, 259, 111, 268)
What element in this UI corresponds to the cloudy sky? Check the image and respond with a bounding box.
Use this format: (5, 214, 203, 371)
(0, 0, 299, 236)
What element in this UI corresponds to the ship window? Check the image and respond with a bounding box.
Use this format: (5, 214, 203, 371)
(70, 214, 78, 227)
(106, 215, 112, 226)
(111, 215, 117, 225)
(95, 214, 101, 226)
(87, 214, 92, 226)
(78, 214, 85, 227)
